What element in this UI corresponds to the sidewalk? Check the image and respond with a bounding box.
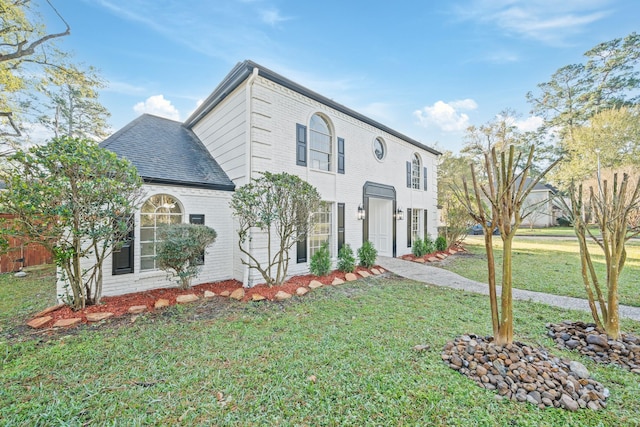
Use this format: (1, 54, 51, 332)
(377, 256, 640, 322)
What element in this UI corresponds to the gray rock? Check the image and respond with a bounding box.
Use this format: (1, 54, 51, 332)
(565, 339, 580, 349)
(560, 394, 579, 411)
(586, 334, 609, 348)
(569, 361, 590, 379)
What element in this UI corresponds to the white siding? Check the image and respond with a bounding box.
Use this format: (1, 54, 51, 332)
(56, 184, 236, 300)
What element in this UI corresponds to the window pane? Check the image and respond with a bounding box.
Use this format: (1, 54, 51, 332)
(141, 242, 155, 256)
(140, 214, 154, 227)
(141, 257, 155, 271)
(140, 228, 154, 242)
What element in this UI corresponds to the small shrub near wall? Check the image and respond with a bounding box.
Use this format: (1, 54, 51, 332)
(337, 244, 356, 273)
(310, 241, 331, 276)
(358, 241, 377, 268)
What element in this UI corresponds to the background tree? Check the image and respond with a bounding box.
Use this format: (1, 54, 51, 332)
(155, 223, 217, 289)
(230, 172, 321, 287)
(0, 137, 143, 309)
(35, 64, 111, 140)
(437, 150, 472, 246)
(1, 0, 70, 142)
(459, 145, 558, 345)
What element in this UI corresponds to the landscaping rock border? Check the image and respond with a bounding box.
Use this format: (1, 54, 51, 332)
(547, 321, 640, 374)
(442, 334, 609, 411)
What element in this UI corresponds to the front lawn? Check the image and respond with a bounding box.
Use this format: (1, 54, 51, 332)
(1, 268, 640, 425)
(444, 235, 640, 307)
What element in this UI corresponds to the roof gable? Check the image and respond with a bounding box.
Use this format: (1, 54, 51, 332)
(185, 60, 441, 156)
(100, 114, 235, 191)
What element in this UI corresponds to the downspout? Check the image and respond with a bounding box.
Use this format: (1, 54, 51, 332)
(243, 67, 259, 287)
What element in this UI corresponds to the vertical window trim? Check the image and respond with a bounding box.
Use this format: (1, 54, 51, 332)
(424, 210, 429, 240)
(337, 203, 345, 252)
(423, 166, 428, 191)
(406, 161, 411, 188)
(296, 123, 307, 166)
(337, 137, 345, 174)
(112, 216, 134, 275)
(406, 208, 412, 248)
(189, 214, 205, 265)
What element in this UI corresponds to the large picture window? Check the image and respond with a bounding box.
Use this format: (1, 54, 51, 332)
(309, 202, 332, 258)
(309, 114, 332, 171)
(140, 194, 183, 271)
(411, 153, 421, 189)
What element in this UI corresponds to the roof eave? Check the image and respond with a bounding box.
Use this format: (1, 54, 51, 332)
(142, 177, 235, 192)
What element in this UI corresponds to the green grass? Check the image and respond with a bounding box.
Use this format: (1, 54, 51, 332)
(1, 268, 640, 425)
(445, 235, 640, 307)
(515, 226, 594, 237)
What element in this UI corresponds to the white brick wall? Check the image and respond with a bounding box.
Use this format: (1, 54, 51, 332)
(238, 75, 439, 285)
(56, 183, 236, 300)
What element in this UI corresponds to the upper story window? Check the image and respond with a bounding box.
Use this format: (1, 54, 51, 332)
(140, 194, 183, 271)
(373, 137, 386, 161)
(411, 153, 421, 189)
(309, 114, 332, 171)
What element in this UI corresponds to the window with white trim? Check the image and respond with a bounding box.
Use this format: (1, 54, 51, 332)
(309, 114, 332, 171)
(411, 153, 421, 189)
(412, 208, 422, 241)
(309, 202, 332, 257)
(140, 194, 183, 271)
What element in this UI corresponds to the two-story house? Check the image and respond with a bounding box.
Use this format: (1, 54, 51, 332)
(63, 60, 441, 297)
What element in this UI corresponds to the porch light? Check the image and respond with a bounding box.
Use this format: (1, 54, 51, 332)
(395, 207, 404, 221)
(357, 204, 366, 220)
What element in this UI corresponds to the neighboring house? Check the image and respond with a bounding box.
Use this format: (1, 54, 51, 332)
(59, 60, 440, 298)
(521, 178, 562, 228)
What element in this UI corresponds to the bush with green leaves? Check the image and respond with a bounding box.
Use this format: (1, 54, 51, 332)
(424, 234, 435, 254)
(155, 223, 217, 289)
(337, 243, 356, 273)
(412, 238, 428, 257)
(357, 241, 377, 268)
(310, 241, 332, 276)
(435, 236, 447, 252)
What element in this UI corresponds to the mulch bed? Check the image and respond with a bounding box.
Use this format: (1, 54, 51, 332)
(29, 267, 382, 328)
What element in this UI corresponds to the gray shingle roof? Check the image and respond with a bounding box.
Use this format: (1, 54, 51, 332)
(101, 114, 235, 191)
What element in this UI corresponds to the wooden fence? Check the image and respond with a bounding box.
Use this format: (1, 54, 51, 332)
(0, 214, 53, 273)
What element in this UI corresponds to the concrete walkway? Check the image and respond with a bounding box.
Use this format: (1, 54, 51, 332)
(377, 256, 640, 322)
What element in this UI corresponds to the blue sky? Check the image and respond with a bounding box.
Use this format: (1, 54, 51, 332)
(40, 0, 639, 153)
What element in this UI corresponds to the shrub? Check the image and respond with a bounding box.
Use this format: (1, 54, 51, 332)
(424, 234, 435, 254)
(156, 223, 217, 289)
(557, 216, 572, 227)
(435, 236, 447, 252)
(310, 241, 332, 276)
(358, 241, 377, 268)
(412, 238, 428, 257)
(337, 243, 356, 273)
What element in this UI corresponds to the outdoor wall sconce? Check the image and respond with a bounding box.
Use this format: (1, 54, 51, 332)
(394, 207, 404, 221)
(357, 204, 366, 220)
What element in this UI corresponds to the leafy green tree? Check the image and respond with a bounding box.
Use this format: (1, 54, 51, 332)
(155, 223, 217, 289)
(0, 137, 143, 309)
(528, 32, 640, 146)
(230, 172, 321, 286)
(438, 150, 473, 246)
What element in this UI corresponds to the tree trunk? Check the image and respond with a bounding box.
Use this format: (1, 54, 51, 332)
(495, 236, 514, 345)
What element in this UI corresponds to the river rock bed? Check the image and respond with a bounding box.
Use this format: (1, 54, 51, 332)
(442, 334, 609, 411)
(547, 321, 640, 374)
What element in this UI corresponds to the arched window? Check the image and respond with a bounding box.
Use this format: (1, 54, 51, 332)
(309, 113, 332, 171)
(140, 194, 182, 271)
(411, 153, 421, 189)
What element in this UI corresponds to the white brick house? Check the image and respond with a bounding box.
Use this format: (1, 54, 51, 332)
(65, 60, 440, 297)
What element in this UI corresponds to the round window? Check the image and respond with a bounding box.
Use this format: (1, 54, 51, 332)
(373, 138, 385, 161)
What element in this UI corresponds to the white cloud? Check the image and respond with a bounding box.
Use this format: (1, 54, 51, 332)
(414, 99, 478, 132)
(453, 0, 612, 44)
(514, 115, 544, 132)
(260, 8, 292, 26)
(133, 95, 180, 120)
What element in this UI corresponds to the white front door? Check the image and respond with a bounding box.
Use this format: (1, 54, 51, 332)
(368, 198, 392, 257)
